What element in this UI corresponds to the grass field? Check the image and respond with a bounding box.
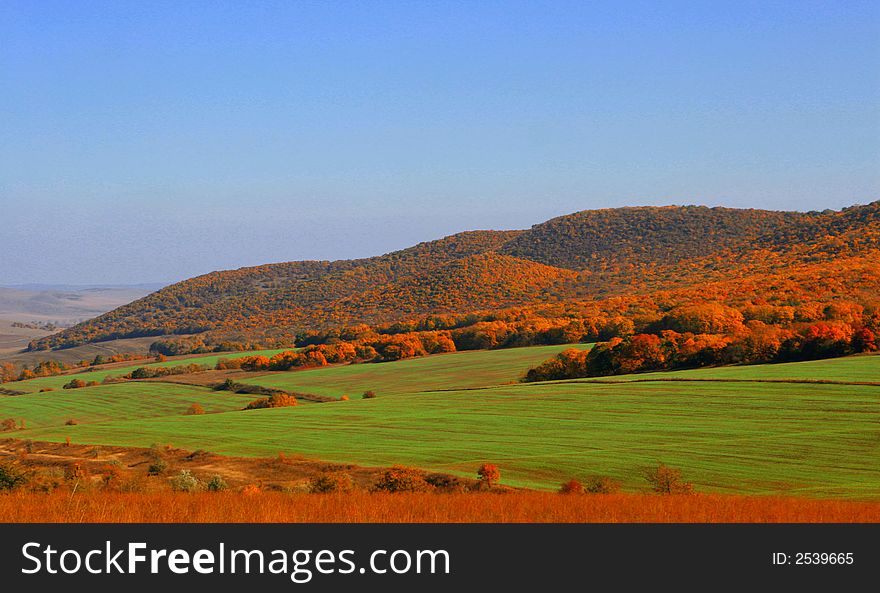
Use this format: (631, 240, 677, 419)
(1, 348, 290, 393)
(247, 343, 592, 398)
(573, 353, 879, 384)
(3, 490, 880, 523)
(0, 382, 254, 428)
(9, 350, 879, 498)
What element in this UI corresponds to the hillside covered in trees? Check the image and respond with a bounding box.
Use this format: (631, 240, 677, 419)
(30, 202, 880, 352)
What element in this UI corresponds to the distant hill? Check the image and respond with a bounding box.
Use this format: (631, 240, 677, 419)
(0, 284, 163, 327)
(31, 202, 880, 351)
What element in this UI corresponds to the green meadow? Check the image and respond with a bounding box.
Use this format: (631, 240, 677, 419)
(249, 343, 592, 398)
(575, 353, 879, 384)
(5, 347, 878, 497)
(0, 382, 253, 429)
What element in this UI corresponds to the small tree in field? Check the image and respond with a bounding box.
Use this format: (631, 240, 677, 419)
(185, 403, 205, 415)
(644, 463, 693, 494)
(477, 463, 501, 489)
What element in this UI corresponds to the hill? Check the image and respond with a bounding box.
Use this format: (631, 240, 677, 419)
(0, 285, 160, 327)
(30, 201, 880, 351)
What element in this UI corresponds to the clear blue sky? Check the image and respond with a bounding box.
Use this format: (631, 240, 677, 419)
(2, 0, 878, 285)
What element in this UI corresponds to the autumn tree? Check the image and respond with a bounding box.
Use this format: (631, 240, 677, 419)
(644, 463, 693, 494)
(477, 463, 501, 489)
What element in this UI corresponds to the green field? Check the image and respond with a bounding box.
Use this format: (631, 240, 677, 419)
(573, 353, 879, 384)
(5, 347, 878, 497)
(0, 382, 254, 429)
(2, 348, 290, 393)
(249, 343, 592, 398)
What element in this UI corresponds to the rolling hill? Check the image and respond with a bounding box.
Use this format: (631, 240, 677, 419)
(30, 201, 880, 351)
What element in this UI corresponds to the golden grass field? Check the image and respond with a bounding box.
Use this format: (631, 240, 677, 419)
(3, 490, 880, 523)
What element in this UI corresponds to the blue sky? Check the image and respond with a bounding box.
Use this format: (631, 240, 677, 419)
(1, 0, 878, 284)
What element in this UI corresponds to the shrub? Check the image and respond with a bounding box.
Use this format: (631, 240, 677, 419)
(39, 388, 54, 392)
(309, 472, 354, 493)
(477, 463, 501, 488)
(339, 394, 349, 401)
(373, 465, 430, 492)
(244, 392, 297, 410)
(65, 419, 79, 426)
(559, 479, 584, 494)
(185, 403, 205, 415)
(206, 475, 228, 492)
(362, 390, 376, 399)
(0, 462, 27, 490)
(214, 358, 242, 370)
(644, 463, 693, 494)
(584, 476, 621, 494)
(0, 418, 16, 432)
(63, 379, 87, 390)
(147, 459, 168, 476)
(425, 473, 465, 492)
(169, 470, 201, 492)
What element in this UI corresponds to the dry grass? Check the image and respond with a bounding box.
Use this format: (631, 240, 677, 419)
(2, 490, 880, 523)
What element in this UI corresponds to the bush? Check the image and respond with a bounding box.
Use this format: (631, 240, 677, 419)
(65, 419, 79, 426)
(339, 394, 349, 401)
(362, 390, 376, 399)
(644, 463, 693, 494)
(373, 465, 430, 492)
(425, 473, 465, 492)
(206, 475, 228, 491)
(308, 472, 354, 493)
(63, 379, 87, 390)
(39, 388, 54, 392)
(244, 392, 297, 410)
(147, 459, 168, 476)
(584, 475, 621, 494)
(477, 463, 501, 488)
(0, 418, 16, 432)
(185, 403, 205, 415)
(0, 462, 27, 490)
(214, 358, 243, 370)
(169, 470, 201, 492)
(559, 479, 584, 494)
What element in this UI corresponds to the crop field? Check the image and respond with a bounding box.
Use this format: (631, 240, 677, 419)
(0, 382, 254, 429)
(574, 353, 879, 384)
(1, 348, 290, 393)
(247, 343, 592, 398)
(9, 349, 879, 498)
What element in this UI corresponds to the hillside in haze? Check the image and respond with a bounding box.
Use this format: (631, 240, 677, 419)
(0, 284, 163, 327)
(30, 202, 880, 351)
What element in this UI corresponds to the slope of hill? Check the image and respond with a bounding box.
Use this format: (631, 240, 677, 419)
(499, 205, 810, 270)
(30, 201, 880, 351)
